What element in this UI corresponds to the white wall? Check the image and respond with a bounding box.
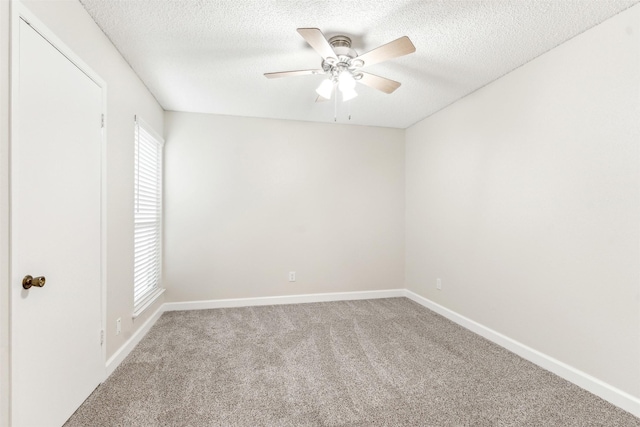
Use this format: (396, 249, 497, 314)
(405, 5, 640, 398)
(164, 112, 405, 301)
(15, 0, 165, 359)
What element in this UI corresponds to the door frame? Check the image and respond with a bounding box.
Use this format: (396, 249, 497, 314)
(8, 3, 108, 424)
(0, 1, 10, 426)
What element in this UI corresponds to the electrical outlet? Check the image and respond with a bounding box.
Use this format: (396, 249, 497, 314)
(116, 317, 121, 335)
(436, 278, 442, 290)
(289, 271, 296, 282)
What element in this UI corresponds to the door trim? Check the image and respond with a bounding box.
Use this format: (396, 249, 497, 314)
(9, 3, 108, 424)
(0, 2, 10, 426)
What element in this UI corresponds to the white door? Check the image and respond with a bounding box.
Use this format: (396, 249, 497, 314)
(11, 18, 104, 427)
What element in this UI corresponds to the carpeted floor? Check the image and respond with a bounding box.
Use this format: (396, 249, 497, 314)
(65, 298, 640, 426)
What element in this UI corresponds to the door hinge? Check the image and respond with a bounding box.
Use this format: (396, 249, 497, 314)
(100, 330, 104, 346)
(101, 114, 105, 128)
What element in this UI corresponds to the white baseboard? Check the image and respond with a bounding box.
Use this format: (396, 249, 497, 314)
(404, 289, 640, 418)
(103, 288, 640, 418)
(105, 289, 404, 375)
(104, 304, 164, 378)
(163, 289, 405, 312)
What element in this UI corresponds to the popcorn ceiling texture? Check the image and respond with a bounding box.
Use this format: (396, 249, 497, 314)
(79, 0, 639, 128)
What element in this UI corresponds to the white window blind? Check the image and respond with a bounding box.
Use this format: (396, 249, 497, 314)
(134, 116, 163, 311)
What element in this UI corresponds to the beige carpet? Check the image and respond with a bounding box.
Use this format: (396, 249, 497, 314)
(65, 298, 639, 426)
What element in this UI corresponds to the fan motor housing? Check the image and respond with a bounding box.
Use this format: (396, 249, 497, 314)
(322, 35, 363, 76)
(328, 35, 351, 48)
(328, 35, 357, 59)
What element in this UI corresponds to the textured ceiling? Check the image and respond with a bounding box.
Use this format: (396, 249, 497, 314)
(79, 0, 638, 129)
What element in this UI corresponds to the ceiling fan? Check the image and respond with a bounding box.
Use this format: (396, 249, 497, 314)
(265, 28, 416, 102)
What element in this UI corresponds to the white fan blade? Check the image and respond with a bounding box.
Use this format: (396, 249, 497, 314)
(357, 36, 416, 68)
(359, 72, 401, 94)
(297, 28, 336, 61)
(264, 69, 323, 79)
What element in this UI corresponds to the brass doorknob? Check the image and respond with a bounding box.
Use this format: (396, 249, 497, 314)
(22, 275, 46, 289)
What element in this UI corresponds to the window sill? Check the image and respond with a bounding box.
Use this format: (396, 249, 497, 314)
(133, 287, 165, 319)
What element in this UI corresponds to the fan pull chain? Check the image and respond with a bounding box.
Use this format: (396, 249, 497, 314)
(334, 86, 338, 122)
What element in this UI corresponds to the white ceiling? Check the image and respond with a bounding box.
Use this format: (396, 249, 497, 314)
(79, 0, 638, 129)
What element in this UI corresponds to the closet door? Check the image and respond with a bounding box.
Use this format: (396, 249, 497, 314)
(11, 17, 104, 427)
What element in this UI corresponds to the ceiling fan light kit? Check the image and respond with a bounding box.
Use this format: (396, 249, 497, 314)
(316, 79, 334, 99)
(314, 35, 364, 101)
(265, 28, 416, 111)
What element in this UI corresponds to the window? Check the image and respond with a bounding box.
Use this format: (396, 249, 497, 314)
(133, 116, 164, 314)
